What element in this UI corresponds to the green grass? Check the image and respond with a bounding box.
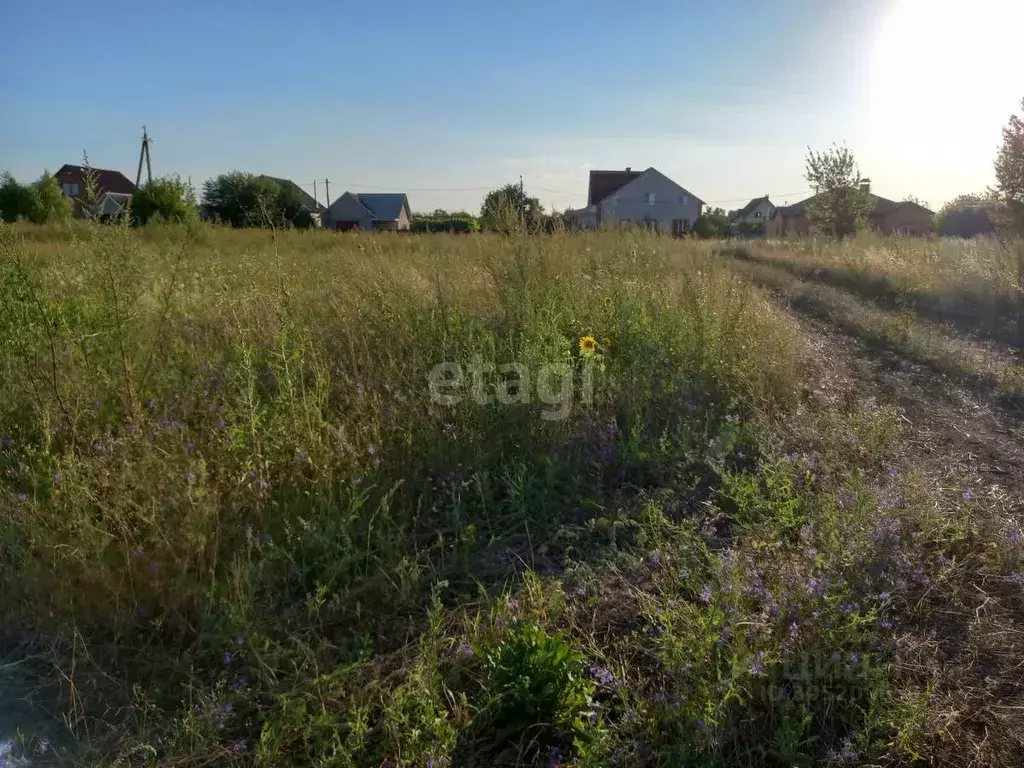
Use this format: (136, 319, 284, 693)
(0, 222, 1021, 766)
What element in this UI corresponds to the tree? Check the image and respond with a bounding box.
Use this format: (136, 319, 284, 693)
(0, 171, 71, 223)
(480, 183, 545, 233)
(934, 193, 1002, 238)
(803, 144, 874, 237)
(201, 172, 285, 228)
(693, 207, 733, 239)
(132, 175, 198, 225)
(994, 98, 1024, 235)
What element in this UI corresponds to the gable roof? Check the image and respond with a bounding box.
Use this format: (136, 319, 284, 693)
(259, 176, 326, 214)
(587, 169, 643, 206)
(355, 193, 410, 221)
(611, 167, 706, 206)
(735, 196, 774, 218)
(54, 164, 136, 195)
(775, 192, 933, 218)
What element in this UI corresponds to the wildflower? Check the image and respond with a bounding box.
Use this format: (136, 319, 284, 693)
(231, 739, 248, 754)
(699, 585, 713, 604)
(547, 745, 564, 768)
(695, 719, 707, 730)
(937, 555, 952, 566)
(187, 472, 196, 482)
(52, 473, 62, 485)
(587, 665, 615, 687)
(367, 444, 377, 456)
(223, 651, 232, 665)
(507, 597, 519, 611)
(830, 651, 842, 662)
(847, 652, 859, 669)
(14, 492, 28, 503)
(878, 592, 892, 601)
(788, 621, 799, 639)
(297, 450, 309, 463)
(806, 576, 826, 596)
(231, 676, 248, 691)
(749, 651, 765, 676)
(879, 619, 893, 630)
(455, 642, 474, 659)
(127, 425, 138, 435)
(578, 335, 598, 356)
(218, 702, 234, 714)
(1005, 528, 1023, 546)
(716, 626, 732, 647)
(186, 442, 196, 454)
(961, 488, 974, 502)
(235, 635, 245, 646)
(649, 553, 662, 570)
(1008, 572, 1024, 588)
(149, 561, 159, 572)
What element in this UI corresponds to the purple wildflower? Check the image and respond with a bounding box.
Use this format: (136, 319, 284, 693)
(699, 585, 713, 604)
(235, 635, 244, 646)
(831, 651, 842, 662)
(695, 719, 707, 730)
(223, 651, 232, 665)
(186, 442, 196, 454)
(806, 576, 826, 596)
(1005, 528, 1023, 546)
(649, 553, 662, 569)
(1010, 572, 1024, 588)
(149, 561, 159, 572)
(587, 665, 615, 687)
(231, 677, 248, 691)
(507, 597, 519, 611)
(127, 425, 138, 435)
(455, 642, 474, 659)
(297, 450, 309, 463)
(878, 592, 891, 601)
(879, 619, 893, 630)
(52, 473, 62, 485)
(961, 488, 974, 502)
(231, 739, 248, 754)
(788, 621, 799, 639)
(547, 745, 563, 768)
(847, 652, 859, 669)
(749, 651, 765, 676)
(187, 472, 196, 482)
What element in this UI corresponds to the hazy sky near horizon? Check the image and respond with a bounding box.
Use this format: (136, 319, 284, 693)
(1, 0, 1021, 213)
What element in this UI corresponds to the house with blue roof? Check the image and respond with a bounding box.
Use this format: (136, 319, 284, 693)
(325, 191, 412, 231)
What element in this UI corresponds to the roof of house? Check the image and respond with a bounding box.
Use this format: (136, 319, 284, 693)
(735, 196, 774, 218)
(355, 193, 410, 221)
(260, 176, 326, 213)
(775, 192, 933, 218)
(587, 169, 644, 206)
(54, 164, 136, 195)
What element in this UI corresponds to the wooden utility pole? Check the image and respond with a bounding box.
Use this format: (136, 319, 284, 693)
(519, 175, 525, 224)
(135, 126, 153, 188)
(313, 180, 319, 209)
(324, 179, 331, 207)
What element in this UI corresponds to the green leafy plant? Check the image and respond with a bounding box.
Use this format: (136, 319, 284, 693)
(470, 621, 595, 762)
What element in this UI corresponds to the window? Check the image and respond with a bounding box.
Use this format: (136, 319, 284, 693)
(672, 219, 687, 235)
(646, 192, 656, 205)
(62, 182, 79, 196)
(754, 211, 762, 218)
(679, 195, 689, 205)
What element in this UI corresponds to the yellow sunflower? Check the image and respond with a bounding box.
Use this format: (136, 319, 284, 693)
(578, 334, 598, 356)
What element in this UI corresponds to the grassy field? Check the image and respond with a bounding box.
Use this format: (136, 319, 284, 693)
(1, 223, 1023, 766)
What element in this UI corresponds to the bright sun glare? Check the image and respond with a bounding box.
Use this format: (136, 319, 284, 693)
(869, 0, 1022, 140)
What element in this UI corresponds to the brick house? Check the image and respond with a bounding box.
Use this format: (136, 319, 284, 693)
(766, 182, 933, 237)
(54, 164, 136, 219)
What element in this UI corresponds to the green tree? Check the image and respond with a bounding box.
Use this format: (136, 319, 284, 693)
(693, 206, 733, 239)
(132, 175, 198, 225)
(994, 98, 1024, 235)
(803, 143, 874, 237)
(201, 172, 283, 228)
(32, 172, 72, 223)
(480, 183, 544, 233)
(933, 193, 1002, 237)
(0, 173, 37, 222)
(0, 172, 71, 223)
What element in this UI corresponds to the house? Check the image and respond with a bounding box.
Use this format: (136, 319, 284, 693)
(54, 164, 136, 219)
(565, 167, 704, 234)
(325, 192, 412, 231)
(766, 181, 933, 237)
(733, 196, 775, 224)
(259, 175, 327, 226)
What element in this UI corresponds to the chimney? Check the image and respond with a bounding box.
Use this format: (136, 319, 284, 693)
(625, 167, 631, 172)
(860, 178, 871, 194)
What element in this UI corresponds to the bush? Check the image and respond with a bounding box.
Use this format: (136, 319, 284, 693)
(0, 171, 72, 224)
(132, 175, 198, 225)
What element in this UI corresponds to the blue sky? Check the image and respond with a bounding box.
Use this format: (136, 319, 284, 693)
(1, 0, 1021, 213)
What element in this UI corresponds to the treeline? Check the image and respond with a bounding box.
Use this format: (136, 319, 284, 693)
(410, 209, 480, 233)
(0, 172, 72, 223)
